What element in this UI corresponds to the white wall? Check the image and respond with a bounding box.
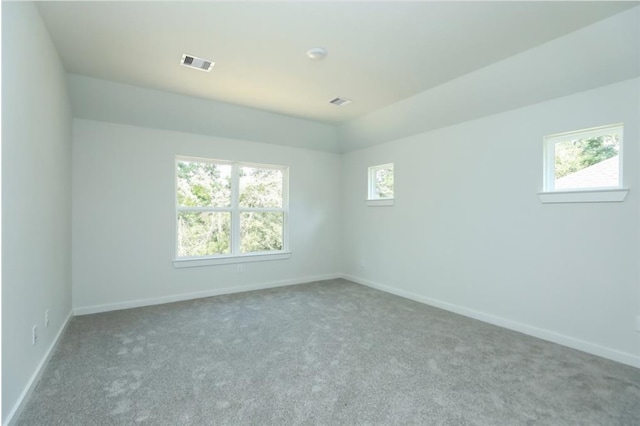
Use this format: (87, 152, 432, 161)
(342, 78, 640, 367)
(1, 2, 73, 423)
(72, 119, 342, 311)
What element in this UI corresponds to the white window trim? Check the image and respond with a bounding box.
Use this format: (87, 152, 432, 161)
(539, 124, 627, 204)
(173, 252, 292, 268)
(366, 199, 395, 207)
(173, 156, 289, 267)
(367, 163, 394, 205)
(537, 188, 629, 204)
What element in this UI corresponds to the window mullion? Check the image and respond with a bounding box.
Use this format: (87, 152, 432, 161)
(238, 208, 284, 213)
(231, 163, 241, 255)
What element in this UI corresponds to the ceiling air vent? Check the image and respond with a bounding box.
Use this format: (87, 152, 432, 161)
(329, 97, 352, 106)
(180, 54, 214, 72)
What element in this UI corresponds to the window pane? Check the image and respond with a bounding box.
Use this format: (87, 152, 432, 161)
(554, 134, 619, 190)
(375, 167, 394, 199)
(177, 212, 231, 257)
(240, 212, 283, 253)
(239, 167, 283, 208)
(177, 161, 231, 207)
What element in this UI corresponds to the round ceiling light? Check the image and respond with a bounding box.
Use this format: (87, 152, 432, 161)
(306, 47, 327, 60)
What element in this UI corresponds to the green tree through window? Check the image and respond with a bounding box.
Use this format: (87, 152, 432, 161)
(176, 158, 287, 258)
(555, 135, 619, 179)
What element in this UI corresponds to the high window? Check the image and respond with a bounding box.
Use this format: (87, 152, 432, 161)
(543, 124, 623, 192)
(175, 157, 289, 266)
(367, 163, 394, 206)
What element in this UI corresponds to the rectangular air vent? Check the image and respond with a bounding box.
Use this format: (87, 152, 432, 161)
(180, 54, 214, 72)
(329, 97, 352, 106)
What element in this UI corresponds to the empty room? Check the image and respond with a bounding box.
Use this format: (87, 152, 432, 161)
(2, 1, 640, 424)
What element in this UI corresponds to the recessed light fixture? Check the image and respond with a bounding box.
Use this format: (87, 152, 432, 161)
(329, 97, 352, 106)
(180, 54, 214, 72)
(307, 47, 327, 60)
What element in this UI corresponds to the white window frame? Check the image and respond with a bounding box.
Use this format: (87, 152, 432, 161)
(367, 163, 394, 207)
(539, 124, 629, 204)
(173, 156, 290, 268)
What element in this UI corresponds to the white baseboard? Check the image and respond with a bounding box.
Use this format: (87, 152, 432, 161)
(342, 274, 640, 369)
(73, 273, 343, 316)
(4, 311, 73, 426)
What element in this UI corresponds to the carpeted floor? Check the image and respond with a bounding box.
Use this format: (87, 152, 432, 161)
(16, 279, 640, 425)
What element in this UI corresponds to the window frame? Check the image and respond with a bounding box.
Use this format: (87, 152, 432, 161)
(367, 163, 394, 206)
(539, 123, 628, 204)
(173, 156, 290, 267)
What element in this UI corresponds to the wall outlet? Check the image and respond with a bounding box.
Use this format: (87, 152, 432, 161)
(636, 315, 640, 332)
(32, 325, 38, 345)
(236, 264, 243, 274)
(45, 309, 50, 327)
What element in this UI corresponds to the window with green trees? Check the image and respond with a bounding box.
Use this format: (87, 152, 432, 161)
(176, 157, 288, 259)
(368, 163, 394, 200)
(544, 124, 623, 191)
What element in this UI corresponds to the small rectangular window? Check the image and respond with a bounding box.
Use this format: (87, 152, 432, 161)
(543, 124, 623, 192)
(176, 157, 288, 262)
(368, 163, 394, 200)
(367, 163, 394, 207)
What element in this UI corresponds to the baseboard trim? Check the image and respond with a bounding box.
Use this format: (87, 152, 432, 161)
(342, 274, 640, 369)
(3, 310, 73, 426)
(73, 273, 343, 316)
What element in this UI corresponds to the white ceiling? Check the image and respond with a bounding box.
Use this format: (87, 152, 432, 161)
(37, 1, 636, 125)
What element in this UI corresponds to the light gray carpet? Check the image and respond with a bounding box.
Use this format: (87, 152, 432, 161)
(16, 279, 640, 425)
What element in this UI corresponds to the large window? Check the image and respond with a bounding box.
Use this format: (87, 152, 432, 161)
(543, 124, 623, 192)
(175, 157, 289, 265)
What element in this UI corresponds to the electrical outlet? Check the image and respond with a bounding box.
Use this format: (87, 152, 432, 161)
(636, 315, 640, 332)
(45, 309, 50, 327)
(32, 325, 38, 345)
(236, 264, 243, 274)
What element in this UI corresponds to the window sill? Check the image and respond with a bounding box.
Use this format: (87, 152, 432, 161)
(173, 252, 291, 268)
(366, 199, 394, 207)
(537, 188, 629, 204)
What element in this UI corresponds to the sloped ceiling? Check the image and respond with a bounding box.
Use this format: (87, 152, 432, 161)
(38, 2, 639, 151)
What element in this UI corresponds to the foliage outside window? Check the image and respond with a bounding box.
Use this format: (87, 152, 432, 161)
(368, 163, 394, 200)
(544, 124, 623, 192)
(176, 157, 288, 259)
